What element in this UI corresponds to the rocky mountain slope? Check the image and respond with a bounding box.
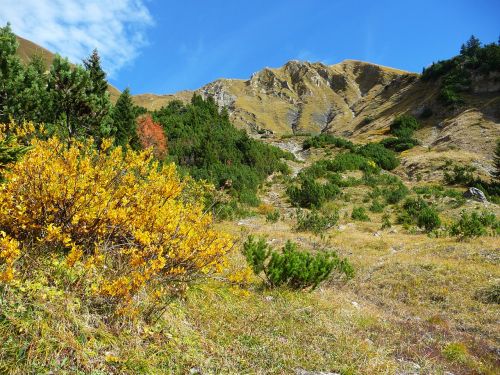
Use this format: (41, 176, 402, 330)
(135, 60, 498, 154)
(15, 36, 500, 178)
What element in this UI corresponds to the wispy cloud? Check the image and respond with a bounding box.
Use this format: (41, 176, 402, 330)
(0, 0, 153, 77)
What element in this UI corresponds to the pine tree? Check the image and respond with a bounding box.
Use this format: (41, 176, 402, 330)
(47, 55, 92, 138)
(82, 49, 112, 141)
(112, 88, 137, 148)
(16, 55, 49, 124)
(460, 35, 481, 57)
(83, 49, 108, 97)
(0, 23, 24, 123)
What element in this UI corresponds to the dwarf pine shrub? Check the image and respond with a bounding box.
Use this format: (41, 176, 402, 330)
(295, 208, 339, 234)
(242, 236, 353, 290)
(449, 210, 499, 239)
(398, 198, 441, 232)
(351, 207, 370, 221)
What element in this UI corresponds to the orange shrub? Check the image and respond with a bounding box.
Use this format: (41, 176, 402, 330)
(136, 114, 167, 159)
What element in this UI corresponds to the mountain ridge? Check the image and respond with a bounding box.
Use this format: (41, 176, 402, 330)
(14, 35, 500, 178)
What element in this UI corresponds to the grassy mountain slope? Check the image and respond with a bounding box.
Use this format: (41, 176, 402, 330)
(134, 59, 499, 182)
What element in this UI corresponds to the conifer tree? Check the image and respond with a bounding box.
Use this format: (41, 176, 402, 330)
(0, 23, 24, 123)
(460, 35, 481, 57)
(83, 49, 108, 96)
(82, 49, 112, 141)
(47, 55, 92, 138)
(16, 55, 49, 124)
(112, 88, 137, 148)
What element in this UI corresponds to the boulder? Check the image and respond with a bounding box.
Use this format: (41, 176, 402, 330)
(463, 187, 488, 203)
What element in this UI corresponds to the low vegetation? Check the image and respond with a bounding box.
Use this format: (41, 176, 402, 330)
(295, 208, 339, 234)
(449, 210, 499, 239)
(397, 198, 441, 232)
(242, 236, 353, 290)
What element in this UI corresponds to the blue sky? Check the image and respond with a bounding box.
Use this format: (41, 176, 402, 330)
(1, 0, 499, 94)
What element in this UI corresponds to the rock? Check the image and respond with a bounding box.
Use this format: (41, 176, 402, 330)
(373, 231, 381, 237)
(463, 187, 488, 203)
(264, 295, 274, 302)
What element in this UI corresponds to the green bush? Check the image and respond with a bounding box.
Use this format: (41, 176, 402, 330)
(357, 143, 399, 170)
(287, 176, 340, 208)
(295, 208, 339, 234)
(398, 198, 441, 232)
(413, 185, 463, 200)
(213, 199, 254, 221)
(440, 86, 463, 105)
(443, 163, 476, 185)
(362, 171, 401, 187)
(383, 183, 409, 204)
(360, 116, 374, 126)
(390, 115, 420, 139)
(329, 152, 370, 172)
(242, 236, 354, 290)
(266, 210, 280, 223)
(380, 137, 420, 152)
(369, 199, 385, 213)
(417, 206, 442, 231)
(351, 207, 369, 221)
(449, 210, 499, 239)
(303, 134, 355, 151)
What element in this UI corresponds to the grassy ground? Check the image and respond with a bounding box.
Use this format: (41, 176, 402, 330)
(0, 139, 498, 374)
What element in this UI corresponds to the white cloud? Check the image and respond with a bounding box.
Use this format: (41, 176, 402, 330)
(0, 0, 153, 77)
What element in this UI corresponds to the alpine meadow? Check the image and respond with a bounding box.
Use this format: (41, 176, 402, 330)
(0, 2, 500, 374)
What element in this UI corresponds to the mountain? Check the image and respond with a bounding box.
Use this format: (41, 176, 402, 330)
(134, 60, 415, 135)
(134, 59, 500, 178)
(15, 35, 121, 102)
(15, 36, 500, 179)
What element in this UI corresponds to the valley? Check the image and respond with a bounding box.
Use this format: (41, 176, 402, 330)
(0, 25, 498, 374)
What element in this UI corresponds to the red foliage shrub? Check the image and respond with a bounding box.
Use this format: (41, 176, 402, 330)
(136, 114, 167, 159)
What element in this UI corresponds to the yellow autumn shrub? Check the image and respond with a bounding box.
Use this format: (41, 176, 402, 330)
(0, 136, 233, 307)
